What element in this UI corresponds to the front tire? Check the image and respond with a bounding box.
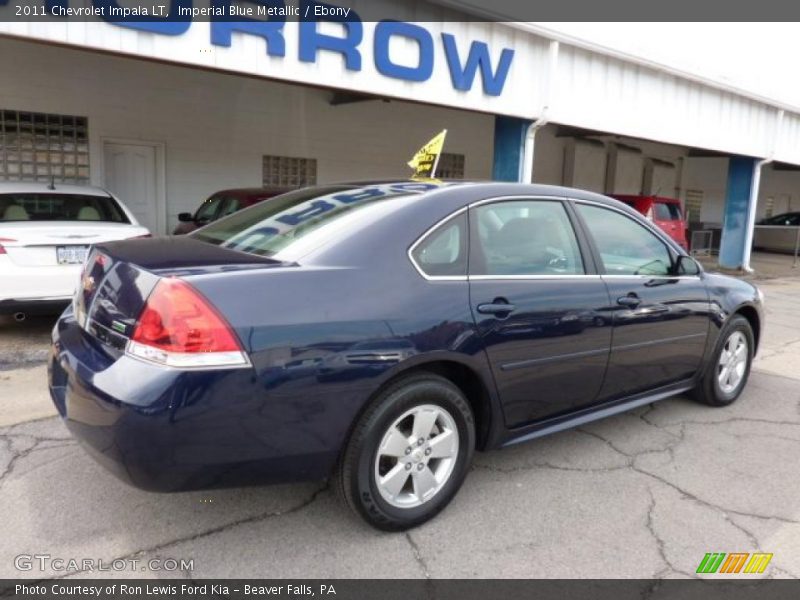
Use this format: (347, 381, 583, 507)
(334, 372, 475, 531)
(692, 315, 754, 407)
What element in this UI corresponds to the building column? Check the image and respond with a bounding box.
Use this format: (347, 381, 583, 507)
(492, 116, 534, 182)
(719, 156, 759, 270)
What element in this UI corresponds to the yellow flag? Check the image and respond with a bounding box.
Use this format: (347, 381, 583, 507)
(408, 129, 447, 179)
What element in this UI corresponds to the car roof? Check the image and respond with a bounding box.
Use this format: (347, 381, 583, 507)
(211, 187, 293, 198)
(612, 194, 681, 204)
(322, 180, 630, 208)
(0, 182, 112, 197)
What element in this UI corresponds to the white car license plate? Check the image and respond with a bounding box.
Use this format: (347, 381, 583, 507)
(56, 245, 89, 265)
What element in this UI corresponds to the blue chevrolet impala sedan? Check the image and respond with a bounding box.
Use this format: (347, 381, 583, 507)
(48, 181, 764, 530)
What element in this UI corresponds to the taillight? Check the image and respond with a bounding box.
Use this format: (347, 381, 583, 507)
(126, 278, 249, 369)
(0, 237, 16, 254)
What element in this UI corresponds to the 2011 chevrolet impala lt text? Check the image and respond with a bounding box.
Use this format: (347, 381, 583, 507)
(48, 182, 764, 530)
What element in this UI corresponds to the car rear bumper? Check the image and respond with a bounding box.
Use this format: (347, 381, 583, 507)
(0, 297, 71, 315)
(0, 257, 81, 306)
(48, 310, 339, 492)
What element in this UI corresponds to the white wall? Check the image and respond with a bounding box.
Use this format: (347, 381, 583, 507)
(1, 38, 494, 233)
(533, 125, 685, 198)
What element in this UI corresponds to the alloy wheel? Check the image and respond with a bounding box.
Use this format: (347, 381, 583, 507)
(717, 330, 748, 395)
(374, 404, 459, 509)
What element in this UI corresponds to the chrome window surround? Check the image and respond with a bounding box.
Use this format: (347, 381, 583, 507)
(407, 195, 703, 282)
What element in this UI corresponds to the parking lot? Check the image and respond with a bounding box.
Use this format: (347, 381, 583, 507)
(1, 274, 799, 580)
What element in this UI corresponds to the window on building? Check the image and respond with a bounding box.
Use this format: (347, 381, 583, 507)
(262, 155, 317, 188)
(684, 190, 704, 223)
(0, 110, 90, 184)
(763, 196, 775, 218)
(435, 153, 465, 179)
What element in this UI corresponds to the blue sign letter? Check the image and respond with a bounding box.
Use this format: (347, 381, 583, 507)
(299, 0, 362, 71)
(441, 33, 514, 96)
(94, 0, 191, 35)
(211, 0, 286, 57)
(373, 21, 433, 83)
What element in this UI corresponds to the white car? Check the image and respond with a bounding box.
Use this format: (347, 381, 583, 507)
(0, 182, 150, 320)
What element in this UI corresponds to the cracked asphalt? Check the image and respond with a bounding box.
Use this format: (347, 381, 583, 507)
(1, 278, 799, 579)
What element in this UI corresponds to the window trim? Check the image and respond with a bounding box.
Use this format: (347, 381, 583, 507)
(409, 195, 604, 282)
(569, 197, 703, 280)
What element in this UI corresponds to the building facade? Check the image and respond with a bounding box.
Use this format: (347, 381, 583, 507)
(2, 5, 799, 268)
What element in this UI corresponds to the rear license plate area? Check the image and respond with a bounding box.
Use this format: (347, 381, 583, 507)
(57, 245, 89, 265)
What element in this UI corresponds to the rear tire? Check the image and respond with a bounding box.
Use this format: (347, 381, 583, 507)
(692, 315, 754, 407)
(334, 372, 475, 531)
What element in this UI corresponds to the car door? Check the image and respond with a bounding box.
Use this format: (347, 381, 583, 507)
(468, 198, 613, 428)
(573, 201, 711, 400)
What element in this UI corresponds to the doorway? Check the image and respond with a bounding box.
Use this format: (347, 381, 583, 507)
(102, 140, 165, 234)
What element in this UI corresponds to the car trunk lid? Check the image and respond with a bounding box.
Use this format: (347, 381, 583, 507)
(0, 222, 148, 266)
(76, 236, 286, 351)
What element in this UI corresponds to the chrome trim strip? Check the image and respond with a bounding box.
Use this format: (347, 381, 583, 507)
(500, 347, 609, 371)
(613, 332, 707, 352)
(469, 274, 601, 281)
(600, 274, 702, 281)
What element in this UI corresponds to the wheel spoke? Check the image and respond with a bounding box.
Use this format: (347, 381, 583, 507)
(379, 426, 409, 458)
(725, 368, 736, 389)
(412, 466, 437, 500)
(428, 429, 457, 459)
(380, 463, 411, 498)
(412, 409, 439, 441)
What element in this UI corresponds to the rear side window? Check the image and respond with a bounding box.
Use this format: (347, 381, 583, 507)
(0, 193, 128, 223)
(471, 200, 584, 276)
(577, 204, 672, 276)
(411, 213, 467, 278)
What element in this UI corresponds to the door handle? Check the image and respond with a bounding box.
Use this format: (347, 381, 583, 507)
(616, 294, 641, 308)
(477, 300, 516, 315)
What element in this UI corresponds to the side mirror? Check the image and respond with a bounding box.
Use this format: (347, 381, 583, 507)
(675, 255, 701, 276)
(178, 212, 193, 223)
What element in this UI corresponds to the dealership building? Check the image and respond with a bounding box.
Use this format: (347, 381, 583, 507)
(2, 4, 800, 270)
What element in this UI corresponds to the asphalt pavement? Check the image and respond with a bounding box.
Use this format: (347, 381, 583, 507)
(1, 279, 799, 579)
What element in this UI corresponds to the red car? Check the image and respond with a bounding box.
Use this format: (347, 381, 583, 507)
(612, 195, 689, 251)
(173, 187, 290, 235)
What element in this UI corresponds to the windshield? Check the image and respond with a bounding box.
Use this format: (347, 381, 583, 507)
(192, 183, 437, 258)
(0, 193, 129, 223)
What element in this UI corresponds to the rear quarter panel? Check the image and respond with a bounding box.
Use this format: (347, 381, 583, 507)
(187, 261, 489, 462)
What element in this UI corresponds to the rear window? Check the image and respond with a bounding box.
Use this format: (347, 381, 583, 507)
(0, 193, 128, 223)
(192, 183, 436, 258)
